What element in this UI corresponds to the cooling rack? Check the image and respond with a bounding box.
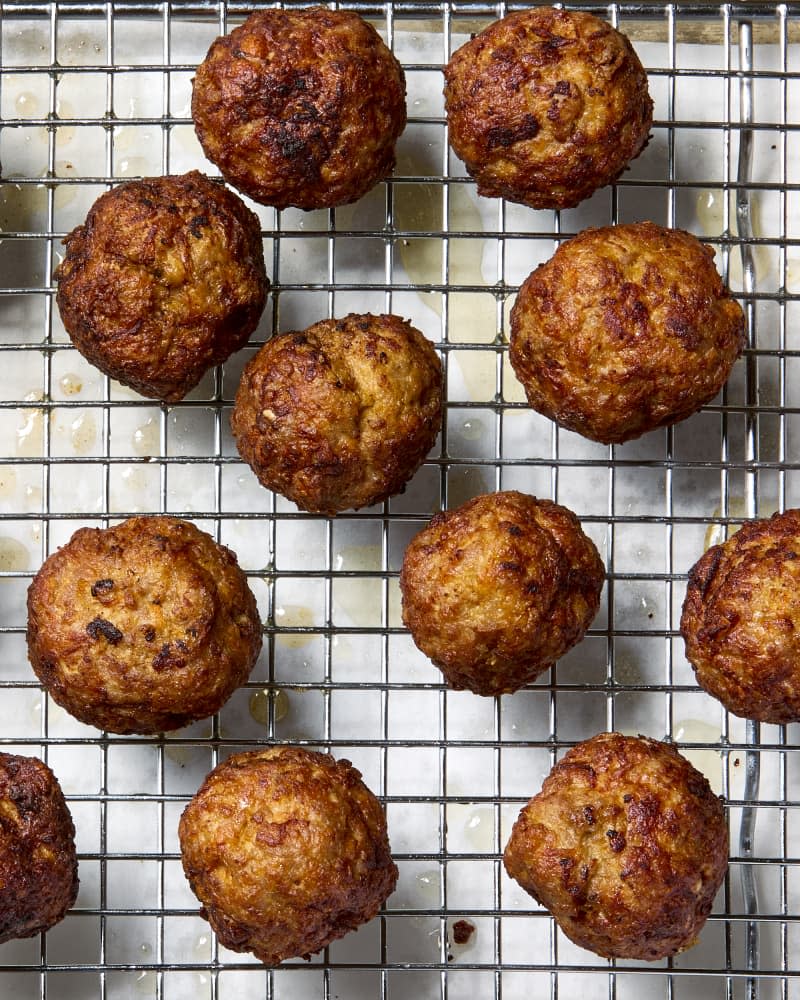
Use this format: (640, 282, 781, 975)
(0, 1, 798, 998)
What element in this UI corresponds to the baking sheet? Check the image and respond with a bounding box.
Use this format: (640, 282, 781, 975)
(0, 5, 798, 999)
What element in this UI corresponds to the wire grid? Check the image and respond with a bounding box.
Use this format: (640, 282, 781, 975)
(0, 1, 798, 998)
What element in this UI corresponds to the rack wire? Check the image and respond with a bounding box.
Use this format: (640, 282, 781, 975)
(0, 2, 797, 998)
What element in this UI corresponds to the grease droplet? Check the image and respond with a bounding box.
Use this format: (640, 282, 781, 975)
(696, 189, 724, 235)
(275, 605, 315, 648)
(69, 412, 97, 454)
(416, 869, 441, 907)
(132, 418, 160, 457)
(0, 538, 30, 571)
(59, 373, 83, 396)
(15, 91, 40, 117)
(248, 688, 290, 725)
(461, 419, 484, 442)
(15, 394, 45, 458)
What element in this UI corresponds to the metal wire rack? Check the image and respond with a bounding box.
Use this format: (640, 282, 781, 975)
(0, 1, 798, 998)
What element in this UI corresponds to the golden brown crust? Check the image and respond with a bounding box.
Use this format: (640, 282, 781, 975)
(54, 170, 268, 403)
(681, 509, 800, 723)
(178, 747, 398, 964)
(192, 7, 407, 210)
(231, 313, 442, 514)
(399, 491, 604, 696)
(27, 516, 262, 734)
(503, 733, 728, 960)
(509, 222, 746, 444)
(0, 753, 78, 944)
(443, 8, 653, 210)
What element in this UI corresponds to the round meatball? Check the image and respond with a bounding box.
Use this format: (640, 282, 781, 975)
(399, 491, 604, 696)
(54, 171, 268, 403)
(231, 313, 442, 514)
(27, 516, 262, 735)
(509, 222, 746, 444)
(681, 509, 800, 724)
(503, 732, 728, 960)
(192, 7, 407, 210)
(443, 8, 652, 210)
(178, 747, 398, 964)
(0, 753, 78, 944)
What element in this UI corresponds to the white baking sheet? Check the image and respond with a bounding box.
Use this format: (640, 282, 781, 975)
(0, 9, 798, 1000)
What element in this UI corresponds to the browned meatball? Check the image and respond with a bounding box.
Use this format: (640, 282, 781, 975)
(443, 8, 652, 210)
(509, 222, 746, 444)
(231, 313, 442, 514)
(27, 516, 262, 735)
(192, 8, 407, 210)
(681, 509, 800, 724)
(54, 171, 268, 403)
(399, 491, 604, 696)
(0, 753, 78, 944)
(503, 733, 728, 960)
(178, 747, 398, 964)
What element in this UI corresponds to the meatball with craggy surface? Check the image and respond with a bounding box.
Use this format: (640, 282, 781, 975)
(681, 508, 800, 724)
(179, 747, 398, 964)
(400, 491, 604, 696)
(444, 7, 653, 210)
(192, 7, 406, 210)
(509, 222, 746, 444)
(503, 732, 728, 960)
(0, 753, 78, 944)
(231, 313, 442, 514)
(54, 170, 268, 403)
(27, 516, 262, 735)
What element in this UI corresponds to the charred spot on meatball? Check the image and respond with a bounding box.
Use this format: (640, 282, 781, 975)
(231, 313, 442, 514)
(26, 515, 262, 735)
(444, 7, 653, 210)
(399, 491, 605, 696)
(178, 747, 398, 964)
(509, 222, 745, 444)
(681, 508, 800, 724)
(503, 732, 728, 960)
(0, 753, 79, 944)
(192, 7, 407, 210)
(54, 170, 268, 403)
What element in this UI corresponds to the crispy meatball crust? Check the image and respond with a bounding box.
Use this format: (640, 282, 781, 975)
(399, 491, 605, 696)
(443, 8, 653, 210)
(509, 222, 746, 444)
(27, 516, 262, 735)
(192, 8, 407, 210)
(0, 753, 78, 944)
(681, 509, 800, 724)
(503, 733, 728, 960)
(54, 170, 268, 403)
(231, 313, 442, 514)
(178, 747, 398, 964)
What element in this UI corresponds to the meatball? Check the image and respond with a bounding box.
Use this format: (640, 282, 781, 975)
(27, 516, 262, 735)
(509, 222, 746, 444)
(443, 8, 652, 210)
(503, 733, 728, 960)
(231, 313, 442, 514)
(0, 753, 78, 944)
(681, 509, 800, 724)
(399, 491, 604, 696)
(178, 747, 398, 964)
(54, 170, 268, 403)
(192, 7, 407, 210)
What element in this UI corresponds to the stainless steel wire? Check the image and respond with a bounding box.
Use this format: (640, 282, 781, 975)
(734, 19, 761, 1000)
(0, 3, 797, 999)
